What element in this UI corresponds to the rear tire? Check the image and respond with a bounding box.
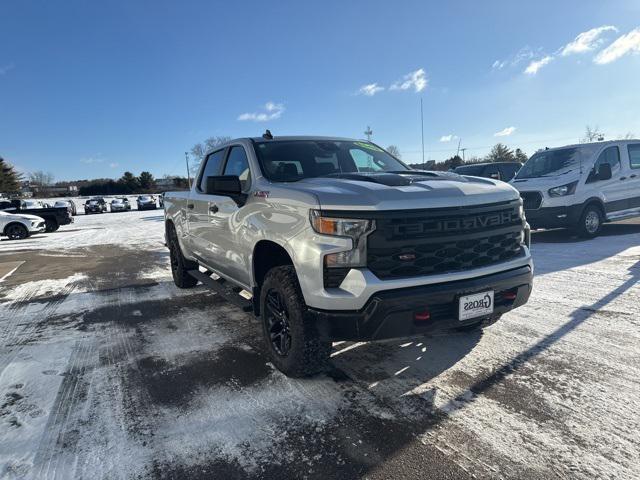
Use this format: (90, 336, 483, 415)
(45, 219, 59, 232)
(575, 204, 603, 238)
(260, 266, 331, 377)
(167, 225, 198, 288)
(5, 223, 29, 240)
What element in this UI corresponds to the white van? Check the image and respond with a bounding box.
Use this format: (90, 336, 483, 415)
(512, 140, 640, 237)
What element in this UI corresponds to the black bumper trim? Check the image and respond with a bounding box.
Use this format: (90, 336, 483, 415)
(308, 265, 533, 341)
(525, 205, 583, 229)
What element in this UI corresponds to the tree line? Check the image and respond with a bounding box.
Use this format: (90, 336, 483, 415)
(78, 171, 167, 196)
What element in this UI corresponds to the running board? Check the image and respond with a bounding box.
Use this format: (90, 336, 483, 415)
(187, 269, 254, 312)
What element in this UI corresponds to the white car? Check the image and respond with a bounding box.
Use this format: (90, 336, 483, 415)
(0, 211, 46, 240)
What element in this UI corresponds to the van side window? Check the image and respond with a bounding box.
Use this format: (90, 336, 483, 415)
(628, 144, 640, 169)
(223, 146, 252, 192)
(198, 149, 225, 191)
(588, 146, 620, 183)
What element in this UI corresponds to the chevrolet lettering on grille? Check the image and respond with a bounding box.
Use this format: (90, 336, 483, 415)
(394, 211, 518, 236)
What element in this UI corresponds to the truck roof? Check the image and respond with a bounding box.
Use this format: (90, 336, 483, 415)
(541, 139, 640, 153)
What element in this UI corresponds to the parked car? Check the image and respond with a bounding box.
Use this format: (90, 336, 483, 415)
(512, 139, 640, 237)
(85, 198, 108, 214)
(110, 197, 131, 212)
(454, 162, 522, 182)
(54, 200, 77, 216)
(164, 135, 533, 377)
(136, 195, 157, 210)
(0, 199, 73, 232)
(0, 210, 46, 240)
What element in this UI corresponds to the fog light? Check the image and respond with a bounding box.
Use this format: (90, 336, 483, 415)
(414, 310, 431, 322)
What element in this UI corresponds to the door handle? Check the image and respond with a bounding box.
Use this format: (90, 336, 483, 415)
(620, 177, 627, 181)
(209, 204, 219, 214)
(187, 203, 194, 209)
(631, 174, 637, 178)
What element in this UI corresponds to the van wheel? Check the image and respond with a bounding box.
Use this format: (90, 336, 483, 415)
(45, 219, 59, 232)
(168, 226, 198, 288)
(575, 205, 603, 238)
(5, 223, 29, 240)
(260, 266, 331, 377)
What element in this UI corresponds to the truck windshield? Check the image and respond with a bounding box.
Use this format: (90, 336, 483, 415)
(516, 146, 596, 179)
(254, 140, 408, 182)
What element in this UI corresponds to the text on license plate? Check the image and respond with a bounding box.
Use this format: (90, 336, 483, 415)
(459, 290, 494, 321)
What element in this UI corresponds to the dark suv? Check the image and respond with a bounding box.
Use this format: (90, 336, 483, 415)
(454, 162, 522, 182)
(85, 198, 108, 214)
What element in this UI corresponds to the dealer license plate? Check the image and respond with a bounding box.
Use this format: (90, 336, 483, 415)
(458, 291, 494, 321)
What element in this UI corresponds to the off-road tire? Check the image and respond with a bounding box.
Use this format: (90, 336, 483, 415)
(45, 219, 59, 232)
(260, 266, 331, 377)
(5, 223, 29, 240)
(168, 225, 198, 288)
(575, 204, 603, 238)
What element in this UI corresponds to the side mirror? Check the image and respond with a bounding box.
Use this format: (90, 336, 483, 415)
(206, 175, 242, 196)
(598, 163, 612, 181)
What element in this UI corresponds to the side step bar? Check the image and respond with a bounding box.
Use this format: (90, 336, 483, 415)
(187, 269, 254, 312)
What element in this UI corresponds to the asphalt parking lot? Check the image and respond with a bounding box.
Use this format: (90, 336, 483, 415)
(1, 210, 639, 479)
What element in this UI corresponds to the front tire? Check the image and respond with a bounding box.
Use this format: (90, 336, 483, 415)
(5, 223, 29, 240)
(167, 226, 198, 288)
(260, 266, 331, 377)
(575, 205, 603, 238)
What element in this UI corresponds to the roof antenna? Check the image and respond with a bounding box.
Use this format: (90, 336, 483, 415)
(262, 129, 273, 140)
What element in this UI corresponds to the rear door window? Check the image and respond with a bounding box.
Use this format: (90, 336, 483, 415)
(198, 149, 226, 191)
(628, 144, 640, 169)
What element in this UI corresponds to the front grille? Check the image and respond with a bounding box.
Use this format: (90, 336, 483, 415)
(362, 200, 525, 280)
(520, 191, 542, 210)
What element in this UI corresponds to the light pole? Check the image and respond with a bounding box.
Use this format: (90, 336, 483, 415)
(420, 98, 425, 169)
(364, 126, 373, 141)
(185, 152, 191, 189)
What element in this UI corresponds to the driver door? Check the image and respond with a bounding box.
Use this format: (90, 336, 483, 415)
(588, 146, 628, 214)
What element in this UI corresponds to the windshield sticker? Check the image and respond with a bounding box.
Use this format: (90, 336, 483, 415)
(354, 141, 384, 152)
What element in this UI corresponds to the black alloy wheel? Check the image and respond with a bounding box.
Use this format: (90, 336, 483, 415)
(6, 223, 29, 240)
(264, 289, 292, 356)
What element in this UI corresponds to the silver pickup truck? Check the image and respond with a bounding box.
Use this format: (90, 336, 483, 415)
(164, 134, 533, 377)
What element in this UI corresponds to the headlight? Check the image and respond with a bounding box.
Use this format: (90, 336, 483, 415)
(310, 210, 375, 268)
(548, 181, 578, 197)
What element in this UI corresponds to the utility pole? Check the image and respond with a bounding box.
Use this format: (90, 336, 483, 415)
(420, 98, 425, 169)
(460, 148, 467, 162)
(185, 152, 191, 189)
(364, 126, 373, 141)
(456, 138, 461, 158)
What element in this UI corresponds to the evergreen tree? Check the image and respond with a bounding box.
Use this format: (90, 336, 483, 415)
(0, 157, 22, 193)
(118, 171, 140, 193)
(139, 171, 156, 191)
(485, 144, 515, 162)
(514, 148, 528, 163)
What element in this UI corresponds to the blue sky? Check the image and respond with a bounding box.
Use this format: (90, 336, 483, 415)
(1, 0, 639, 181)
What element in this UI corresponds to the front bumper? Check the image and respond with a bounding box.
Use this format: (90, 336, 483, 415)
(525, 204, 584, 229)
(28, 222, 46, 233)
(309, 265, 533, 341)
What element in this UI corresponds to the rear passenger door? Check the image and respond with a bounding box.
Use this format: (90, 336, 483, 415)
(187, 148, 227, 264)
(625, 143, 640, 211)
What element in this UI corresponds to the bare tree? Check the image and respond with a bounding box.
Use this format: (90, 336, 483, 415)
(29, 170, 54, 186)
(190, 136, 231, 174)
(618, 132, 635, 140)
(581, 125, 605, 143)
(386, 145, 401, 159)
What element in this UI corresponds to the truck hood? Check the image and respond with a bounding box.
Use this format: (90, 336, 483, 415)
(281, 172, 520, 210)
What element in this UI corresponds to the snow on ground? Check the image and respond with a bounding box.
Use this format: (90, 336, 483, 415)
(0, 211, 639, 479)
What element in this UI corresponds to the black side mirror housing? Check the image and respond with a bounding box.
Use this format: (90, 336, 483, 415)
(598, 163, 612, 181)
(206, 175, 242, 196)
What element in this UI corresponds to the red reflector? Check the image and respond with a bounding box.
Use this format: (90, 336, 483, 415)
(414, 310, 431, 321)
(503, 291, 517, 300)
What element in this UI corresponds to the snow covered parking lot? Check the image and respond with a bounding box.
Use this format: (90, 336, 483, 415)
(1, 210, 639, 479)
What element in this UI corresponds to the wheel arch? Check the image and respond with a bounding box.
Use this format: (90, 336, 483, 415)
(252, 240, 295, 315)
(3, 221, 29, 237)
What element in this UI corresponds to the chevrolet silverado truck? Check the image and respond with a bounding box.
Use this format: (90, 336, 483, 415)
(0, 199, 73, 232)
(164, 135, 533, 377)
